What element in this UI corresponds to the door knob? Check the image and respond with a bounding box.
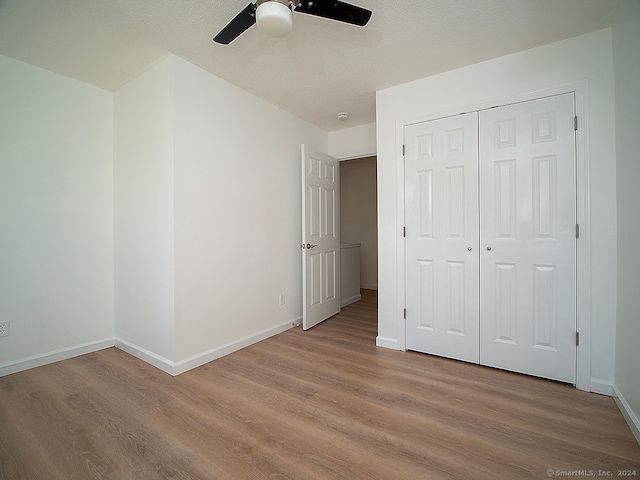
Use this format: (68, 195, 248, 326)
(486, 246, 492, 251)
(306, 243, 317, 249)
(467, 247, 473, 251)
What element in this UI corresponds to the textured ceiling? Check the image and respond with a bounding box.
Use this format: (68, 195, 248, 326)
(0, 0, 617, 131)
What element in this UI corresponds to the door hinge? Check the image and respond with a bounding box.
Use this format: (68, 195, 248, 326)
(574, 116, 578, 131)
(402, 144, 405, 156)
(403, 308, 407, 319)
(576, 331, 580, 346)
(403, 226, 406, 237)
(576, 224, 580, 239)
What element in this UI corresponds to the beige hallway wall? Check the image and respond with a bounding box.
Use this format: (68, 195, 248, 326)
(340, 156, 378, 290)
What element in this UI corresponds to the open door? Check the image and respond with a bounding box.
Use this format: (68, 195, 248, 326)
(301, 145, 340, 329)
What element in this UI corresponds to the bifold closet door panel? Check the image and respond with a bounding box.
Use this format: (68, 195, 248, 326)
(404, 112, 480, 363)
(478, 93, 577, 383)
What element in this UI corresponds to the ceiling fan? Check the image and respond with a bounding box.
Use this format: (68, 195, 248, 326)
(213, 0, 372, 45)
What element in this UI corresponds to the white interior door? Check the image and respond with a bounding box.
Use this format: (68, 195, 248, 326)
(404, 94, 577, 383)
(479, 93, 576, 383)
(301, 145, 340, 330)
(404, 113, 480, 362)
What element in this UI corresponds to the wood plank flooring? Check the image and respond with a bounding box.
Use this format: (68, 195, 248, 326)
(1, 290, 638, 479)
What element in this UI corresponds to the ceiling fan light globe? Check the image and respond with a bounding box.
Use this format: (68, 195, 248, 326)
(256, 1, 293, 37)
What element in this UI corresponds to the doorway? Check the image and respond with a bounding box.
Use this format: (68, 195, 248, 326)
(340, 156, 378, 298)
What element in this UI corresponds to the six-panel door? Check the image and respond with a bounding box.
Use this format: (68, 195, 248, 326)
(404, 112, 480, 362)
(479, 93, 576, 383)
(302, 145, 341, 330)
(404, 93, 577, 383)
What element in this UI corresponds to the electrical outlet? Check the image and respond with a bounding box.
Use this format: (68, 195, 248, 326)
(0, 321, 9, 338)
(279, 294, 285, 306)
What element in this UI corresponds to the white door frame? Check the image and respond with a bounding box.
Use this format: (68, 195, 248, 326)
(394, 81, 591, 392)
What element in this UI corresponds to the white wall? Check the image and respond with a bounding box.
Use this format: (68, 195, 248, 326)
(114, 56, 176, 367)
(172, 57, 327, 366)
(376, 29, 617, 390)
(2, 51, 328, 376)
(340, 157, 378, 290)
(613, 0, 640, 442)
(329, 123, 376, 160)
(0, 55, 114, 374)
(113, 55, 328, 373)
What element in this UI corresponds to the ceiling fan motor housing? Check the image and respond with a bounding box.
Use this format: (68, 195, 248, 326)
(255, 0, 294, 37)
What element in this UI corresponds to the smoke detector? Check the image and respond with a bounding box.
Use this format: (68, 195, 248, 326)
(337, 112, 350, 122)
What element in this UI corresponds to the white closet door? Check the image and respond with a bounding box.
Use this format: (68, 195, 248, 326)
(405, 113, 480, 363)
(479, 93, 576, 383)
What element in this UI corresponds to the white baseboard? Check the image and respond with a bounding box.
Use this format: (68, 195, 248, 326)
(613, 384, 640, 445)
(172, 319, 296, 375)
(376, 336, 400, 350)
(116, 318, 297, 376)
(590, 378, 614, 396)
(0, 338, 115, 377)
(114, 338, 175, 375)
(360, 284, 378, 290)
(341, 293, 362, 307)
(1, 317, 298, 378)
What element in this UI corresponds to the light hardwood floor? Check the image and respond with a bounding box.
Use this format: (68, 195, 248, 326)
(1, 290, 638, 479)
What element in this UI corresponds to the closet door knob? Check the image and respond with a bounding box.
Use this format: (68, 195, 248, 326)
(486, 246, 492, 251)
(467, 247, 473, 251)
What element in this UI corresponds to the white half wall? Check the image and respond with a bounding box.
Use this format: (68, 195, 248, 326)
(0, 55, 115, 372)
(114, 56, 176, 363)
(171, 57, 327, 363)
(613, 0, 640, 443)
(376, 29, 617, 388)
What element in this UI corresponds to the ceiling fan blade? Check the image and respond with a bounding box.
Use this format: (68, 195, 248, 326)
(294, 0, 372, 27)
(213, 3, 257, 45)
